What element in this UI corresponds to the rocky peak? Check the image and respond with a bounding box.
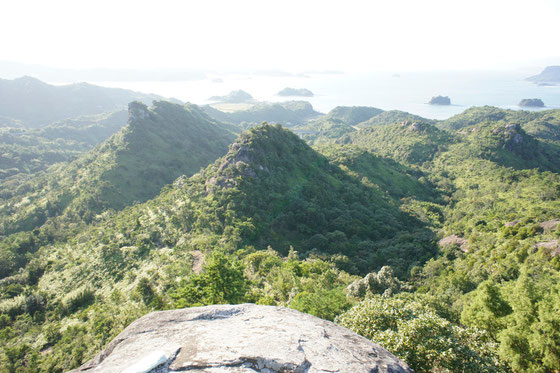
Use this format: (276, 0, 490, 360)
(407, 122, 425, 132)
(205, 133, 267, 192)
(70, 304, 412, 373)
(491, 123, 526, 149)
(128, 101, 151, 123)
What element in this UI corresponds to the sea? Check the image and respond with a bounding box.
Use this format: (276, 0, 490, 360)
(87, 70, 560, 120)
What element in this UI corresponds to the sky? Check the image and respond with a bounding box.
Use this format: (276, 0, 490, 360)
(2, 0, 560, 72)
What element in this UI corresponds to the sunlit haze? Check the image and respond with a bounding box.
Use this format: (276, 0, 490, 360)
(2, 0, 560, 72)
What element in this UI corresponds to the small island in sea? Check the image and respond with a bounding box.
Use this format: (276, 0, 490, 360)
(428, 95, 451, 105)
(277, 87, 314, 97)
(209, 90, 253, 103)
(519, 98, 545, 107)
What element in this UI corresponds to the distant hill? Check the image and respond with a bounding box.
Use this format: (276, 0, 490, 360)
(203, 101, 321, 126)
(340, 120, 455, 165)
(0, 110, 127, 179)
(290, 106, 383, 144)
(437, 106, 518, 131)
(437, 106, 560, 145)
(277, 87, 314, 97)
(208, 90, 253, 103)
(325, 106, 384, 126)
(0, 76, 170, 128)
(526, 65, 560, 84)
(357, 110, 434, 128)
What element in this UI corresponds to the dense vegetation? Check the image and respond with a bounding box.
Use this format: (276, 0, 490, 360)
(1, 102, 560, 372)
(0, 101, 236, 278)
(0, 110, 126, 180)
(291, 106, 385, 144)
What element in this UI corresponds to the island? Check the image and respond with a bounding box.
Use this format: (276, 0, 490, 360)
(519, 98, 545, 107)
(428, 95, 451, 105)
(208, 90, 253, 103)
(526, 66, 560, 85)
(277, 87, 314, 97)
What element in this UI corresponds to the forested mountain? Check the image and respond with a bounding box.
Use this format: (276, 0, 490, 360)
(0, 101, 236, 280)
(1, 104, 560, 373)
(0, 76, 167, 128)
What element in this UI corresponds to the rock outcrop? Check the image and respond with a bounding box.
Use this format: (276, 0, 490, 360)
(535, 240, 560, 257)
(439, 235, 470, 252)
(70, 304, 413, 373)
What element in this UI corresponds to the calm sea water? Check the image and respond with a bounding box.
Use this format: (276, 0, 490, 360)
(90, 71, 560, 120)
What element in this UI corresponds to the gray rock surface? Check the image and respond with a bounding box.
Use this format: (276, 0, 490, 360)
(69, 304, 413, 373)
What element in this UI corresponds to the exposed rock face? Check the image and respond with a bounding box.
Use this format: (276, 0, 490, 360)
(504, 220, 520, 228)
(127, 101, 152, 122)
(205, 136, 269, 193)
(439, 235, 470, 252)
(70, 304, 413, 373)
(428, 96, 451, 105)
(535, 240, 560, 257)
(539, 220, 560, 232)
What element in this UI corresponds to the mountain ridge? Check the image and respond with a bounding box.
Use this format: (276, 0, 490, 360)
(0, 76, 175, 127)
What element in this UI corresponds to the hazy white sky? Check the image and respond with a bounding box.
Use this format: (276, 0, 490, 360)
(2, 0, 559, 72)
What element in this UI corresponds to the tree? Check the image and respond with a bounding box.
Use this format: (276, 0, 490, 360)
(461, 280, 512, 338)
(171, 250, 248, 307)
(336, 294, 502, 372)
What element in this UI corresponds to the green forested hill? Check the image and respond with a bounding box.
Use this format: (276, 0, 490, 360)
(438, 106, 560, 144)
(290, 106, 384, 145)
(357, 110, 435, 128)
(0, 101, 236, 231)
(292, 107, 438, 145)
(337, 109, 560, 372)
(324, 106, 384, 126)
(1, 106, 560, 373)
(340, 120, 455, 165)
(0, 101, 237, 280)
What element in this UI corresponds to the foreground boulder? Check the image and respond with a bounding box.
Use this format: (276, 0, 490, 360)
(70, 304, 413, 373)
